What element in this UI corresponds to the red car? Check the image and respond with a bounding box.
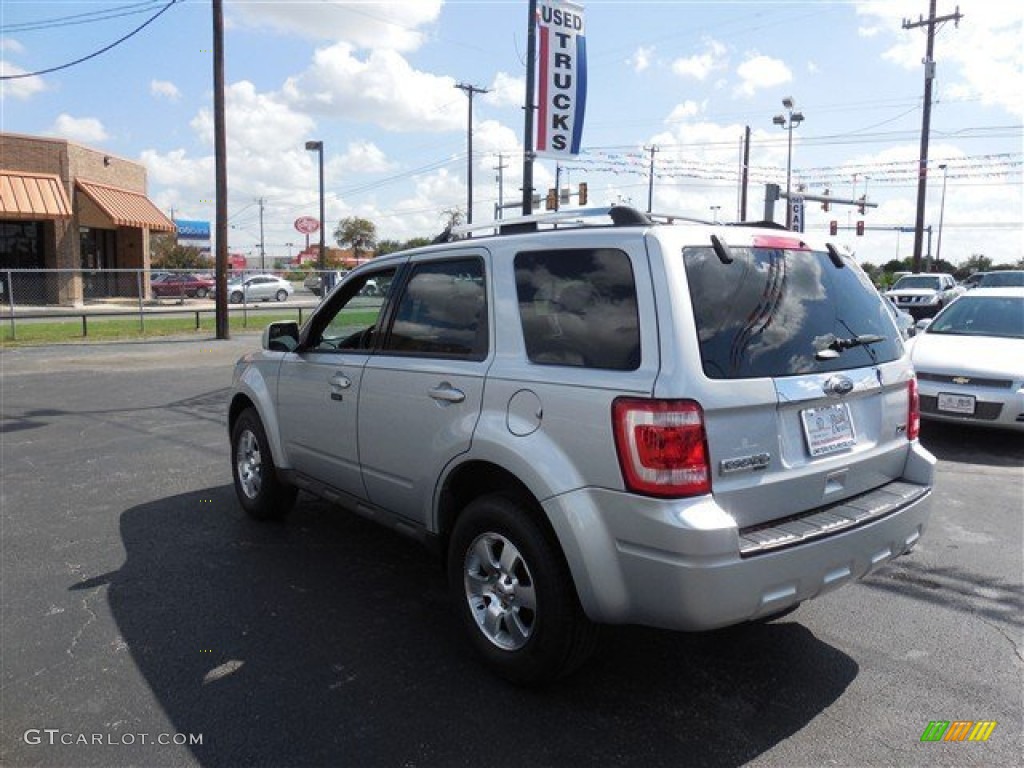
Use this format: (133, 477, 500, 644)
(151, 273, 215, 298)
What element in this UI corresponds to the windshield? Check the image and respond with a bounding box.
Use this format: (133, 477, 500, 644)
(926, 295, 1024, 339)
(683, 246, 902, 379)
(892, 276, 940, 290)
(978, 271, 1024, 288)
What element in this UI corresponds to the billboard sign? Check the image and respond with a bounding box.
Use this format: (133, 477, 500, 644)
(535, 0, 587, 157)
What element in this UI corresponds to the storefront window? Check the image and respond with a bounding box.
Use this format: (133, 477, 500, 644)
(0, 221, 44, 269)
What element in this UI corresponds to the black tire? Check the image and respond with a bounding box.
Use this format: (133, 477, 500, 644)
(231, 407, 297, 521)
(195, 287, 208, 298)
(229, 291, 243, 304)
(448, 493, 598, 685)
(275, 289, 288, 302)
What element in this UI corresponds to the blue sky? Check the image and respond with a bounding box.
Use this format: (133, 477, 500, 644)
(2, 0, 1021, 267)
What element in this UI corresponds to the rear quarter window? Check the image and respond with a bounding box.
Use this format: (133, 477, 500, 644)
(515, 248, 640, 370)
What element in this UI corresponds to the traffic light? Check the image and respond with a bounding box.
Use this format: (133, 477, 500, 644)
(858, 196, 866, 215)
(856, 220, 865, 237)
(545, 188, 557, 210)
(822, 189, 830, 212)
(829, 220, 838, 236)
(578, 182, 588, 205)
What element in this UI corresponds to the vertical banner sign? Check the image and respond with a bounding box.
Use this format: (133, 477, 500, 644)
(790, 195, 805, 232)
(536, 0, 587, 157)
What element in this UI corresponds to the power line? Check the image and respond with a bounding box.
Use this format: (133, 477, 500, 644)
(0, 1, 165, 34)
(0, 0, 179, 81)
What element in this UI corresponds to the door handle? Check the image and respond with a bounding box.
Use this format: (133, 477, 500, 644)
(429, 383, 465, 404)
(329, 372, 352, 389)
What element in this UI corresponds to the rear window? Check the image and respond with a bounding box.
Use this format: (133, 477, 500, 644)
(515, 249, 640, 370)
(683, 245, 902, 379)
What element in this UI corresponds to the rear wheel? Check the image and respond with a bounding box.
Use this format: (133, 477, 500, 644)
(448, 493, 598, 685)
(195, 287, 208, 298)
(275, 289, 288, 302)
(229, 290, 243, 304)
(231, 408, 296, 521)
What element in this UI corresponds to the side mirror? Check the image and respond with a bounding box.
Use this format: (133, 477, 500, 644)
(263, 321, 300, 352)
(914, 318, 932, 333)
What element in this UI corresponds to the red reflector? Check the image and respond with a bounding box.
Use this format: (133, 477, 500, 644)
(613, 398, 710, 498)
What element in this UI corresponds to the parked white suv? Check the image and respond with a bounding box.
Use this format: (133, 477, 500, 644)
(229, 206, 934, 683)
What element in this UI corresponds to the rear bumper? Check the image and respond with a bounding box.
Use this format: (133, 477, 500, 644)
(545, 443, 935, 631)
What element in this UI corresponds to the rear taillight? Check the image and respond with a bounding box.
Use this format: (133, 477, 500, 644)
(908, 377, 921, 441)
(613, 398, 710, 498)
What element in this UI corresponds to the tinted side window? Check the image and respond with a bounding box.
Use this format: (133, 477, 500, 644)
(382, 258, 487, 360)
(515, 249, 640, 370)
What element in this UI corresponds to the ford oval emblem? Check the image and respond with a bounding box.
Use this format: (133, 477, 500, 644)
(824, 375, 855, 397)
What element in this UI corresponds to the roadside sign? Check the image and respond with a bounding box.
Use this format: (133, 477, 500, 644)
(294, 216, 320, 234)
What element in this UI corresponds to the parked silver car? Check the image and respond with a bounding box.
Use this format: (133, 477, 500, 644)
(229, 206, 935, 683)
(216, 274, 294, 303)
(885, 273, 962, 319)
(909, 287, 1024, 431)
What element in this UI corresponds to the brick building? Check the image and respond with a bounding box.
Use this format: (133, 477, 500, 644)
(0, 132, 175, 306)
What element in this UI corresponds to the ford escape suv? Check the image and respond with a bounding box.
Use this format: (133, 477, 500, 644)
(228, 206, 935, 684)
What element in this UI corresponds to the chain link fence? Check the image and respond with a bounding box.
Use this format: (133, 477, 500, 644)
(1, 267, 345, 341)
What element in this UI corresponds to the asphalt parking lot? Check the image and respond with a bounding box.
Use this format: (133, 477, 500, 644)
(2, 335, 1021, 768)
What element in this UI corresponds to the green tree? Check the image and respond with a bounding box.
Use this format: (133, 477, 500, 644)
(962, 254, 993, 275)
(403, 236, 432, 250)
(333, 216, 377, 260)
(151, 236, 211, 270)
(375, 239, 403, 256)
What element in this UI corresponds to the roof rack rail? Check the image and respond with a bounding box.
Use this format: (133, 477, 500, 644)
(448, 205, 677, 239)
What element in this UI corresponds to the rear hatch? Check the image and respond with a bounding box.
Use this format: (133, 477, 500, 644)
(653, 231, 915, 532)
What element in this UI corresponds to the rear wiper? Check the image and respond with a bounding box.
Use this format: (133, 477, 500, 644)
(815, 334, 885, 360)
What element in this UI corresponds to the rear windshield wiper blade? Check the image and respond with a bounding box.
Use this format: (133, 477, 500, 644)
(816, 334, 885, 360)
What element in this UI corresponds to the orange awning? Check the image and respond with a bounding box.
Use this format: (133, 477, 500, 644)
(0, 170, 73, 218)
(76, 179, 176, 232)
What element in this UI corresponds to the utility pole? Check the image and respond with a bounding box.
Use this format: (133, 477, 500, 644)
(455, 82, 489, 224)
(212, 0, 229, 340)
(494, 153, 508, 219)
(257, 197, 266, 271)
(644, 145, 659, 212)
(903, 1, 963, 273)
(522, 0, 538, 215)
(739, 126, 751, 221)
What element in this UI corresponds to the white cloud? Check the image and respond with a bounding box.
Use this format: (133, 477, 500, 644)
(339, 141, 396, 174)
(671, 39, 727, 81)
(628, 46, 654, 73)
(230, 0, 442, 52)
(49, 114, 109, 143)
(281, 44, 462, 132)
(484, 71, 524, 108)
(0, 59, 45, 100)
(151, 80, 181, 102)
(734, 54, 792, 97)
(1, 38, 25, 53)
(665, 100, 702, 124)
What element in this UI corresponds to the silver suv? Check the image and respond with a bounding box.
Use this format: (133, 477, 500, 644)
(229, 206, 935, 683)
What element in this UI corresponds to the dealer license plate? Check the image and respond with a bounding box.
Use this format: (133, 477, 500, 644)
(801, 403, 857, 457)
(938, 392, 976, 415)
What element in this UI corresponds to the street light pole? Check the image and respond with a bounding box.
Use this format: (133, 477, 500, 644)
(772, 97, 804, 229)
(935, 163, 948, 267)
(305, 141, 325, 270)
(710, 205, 721, 223)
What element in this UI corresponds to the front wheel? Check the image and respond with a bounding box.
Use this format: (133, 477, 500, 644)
(448, 494, 598, 685)
(275, 289, 289, 302)
(231, 408, 296, 521)
(229, 291, 243, 304)
(195, 287, 208, 298)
